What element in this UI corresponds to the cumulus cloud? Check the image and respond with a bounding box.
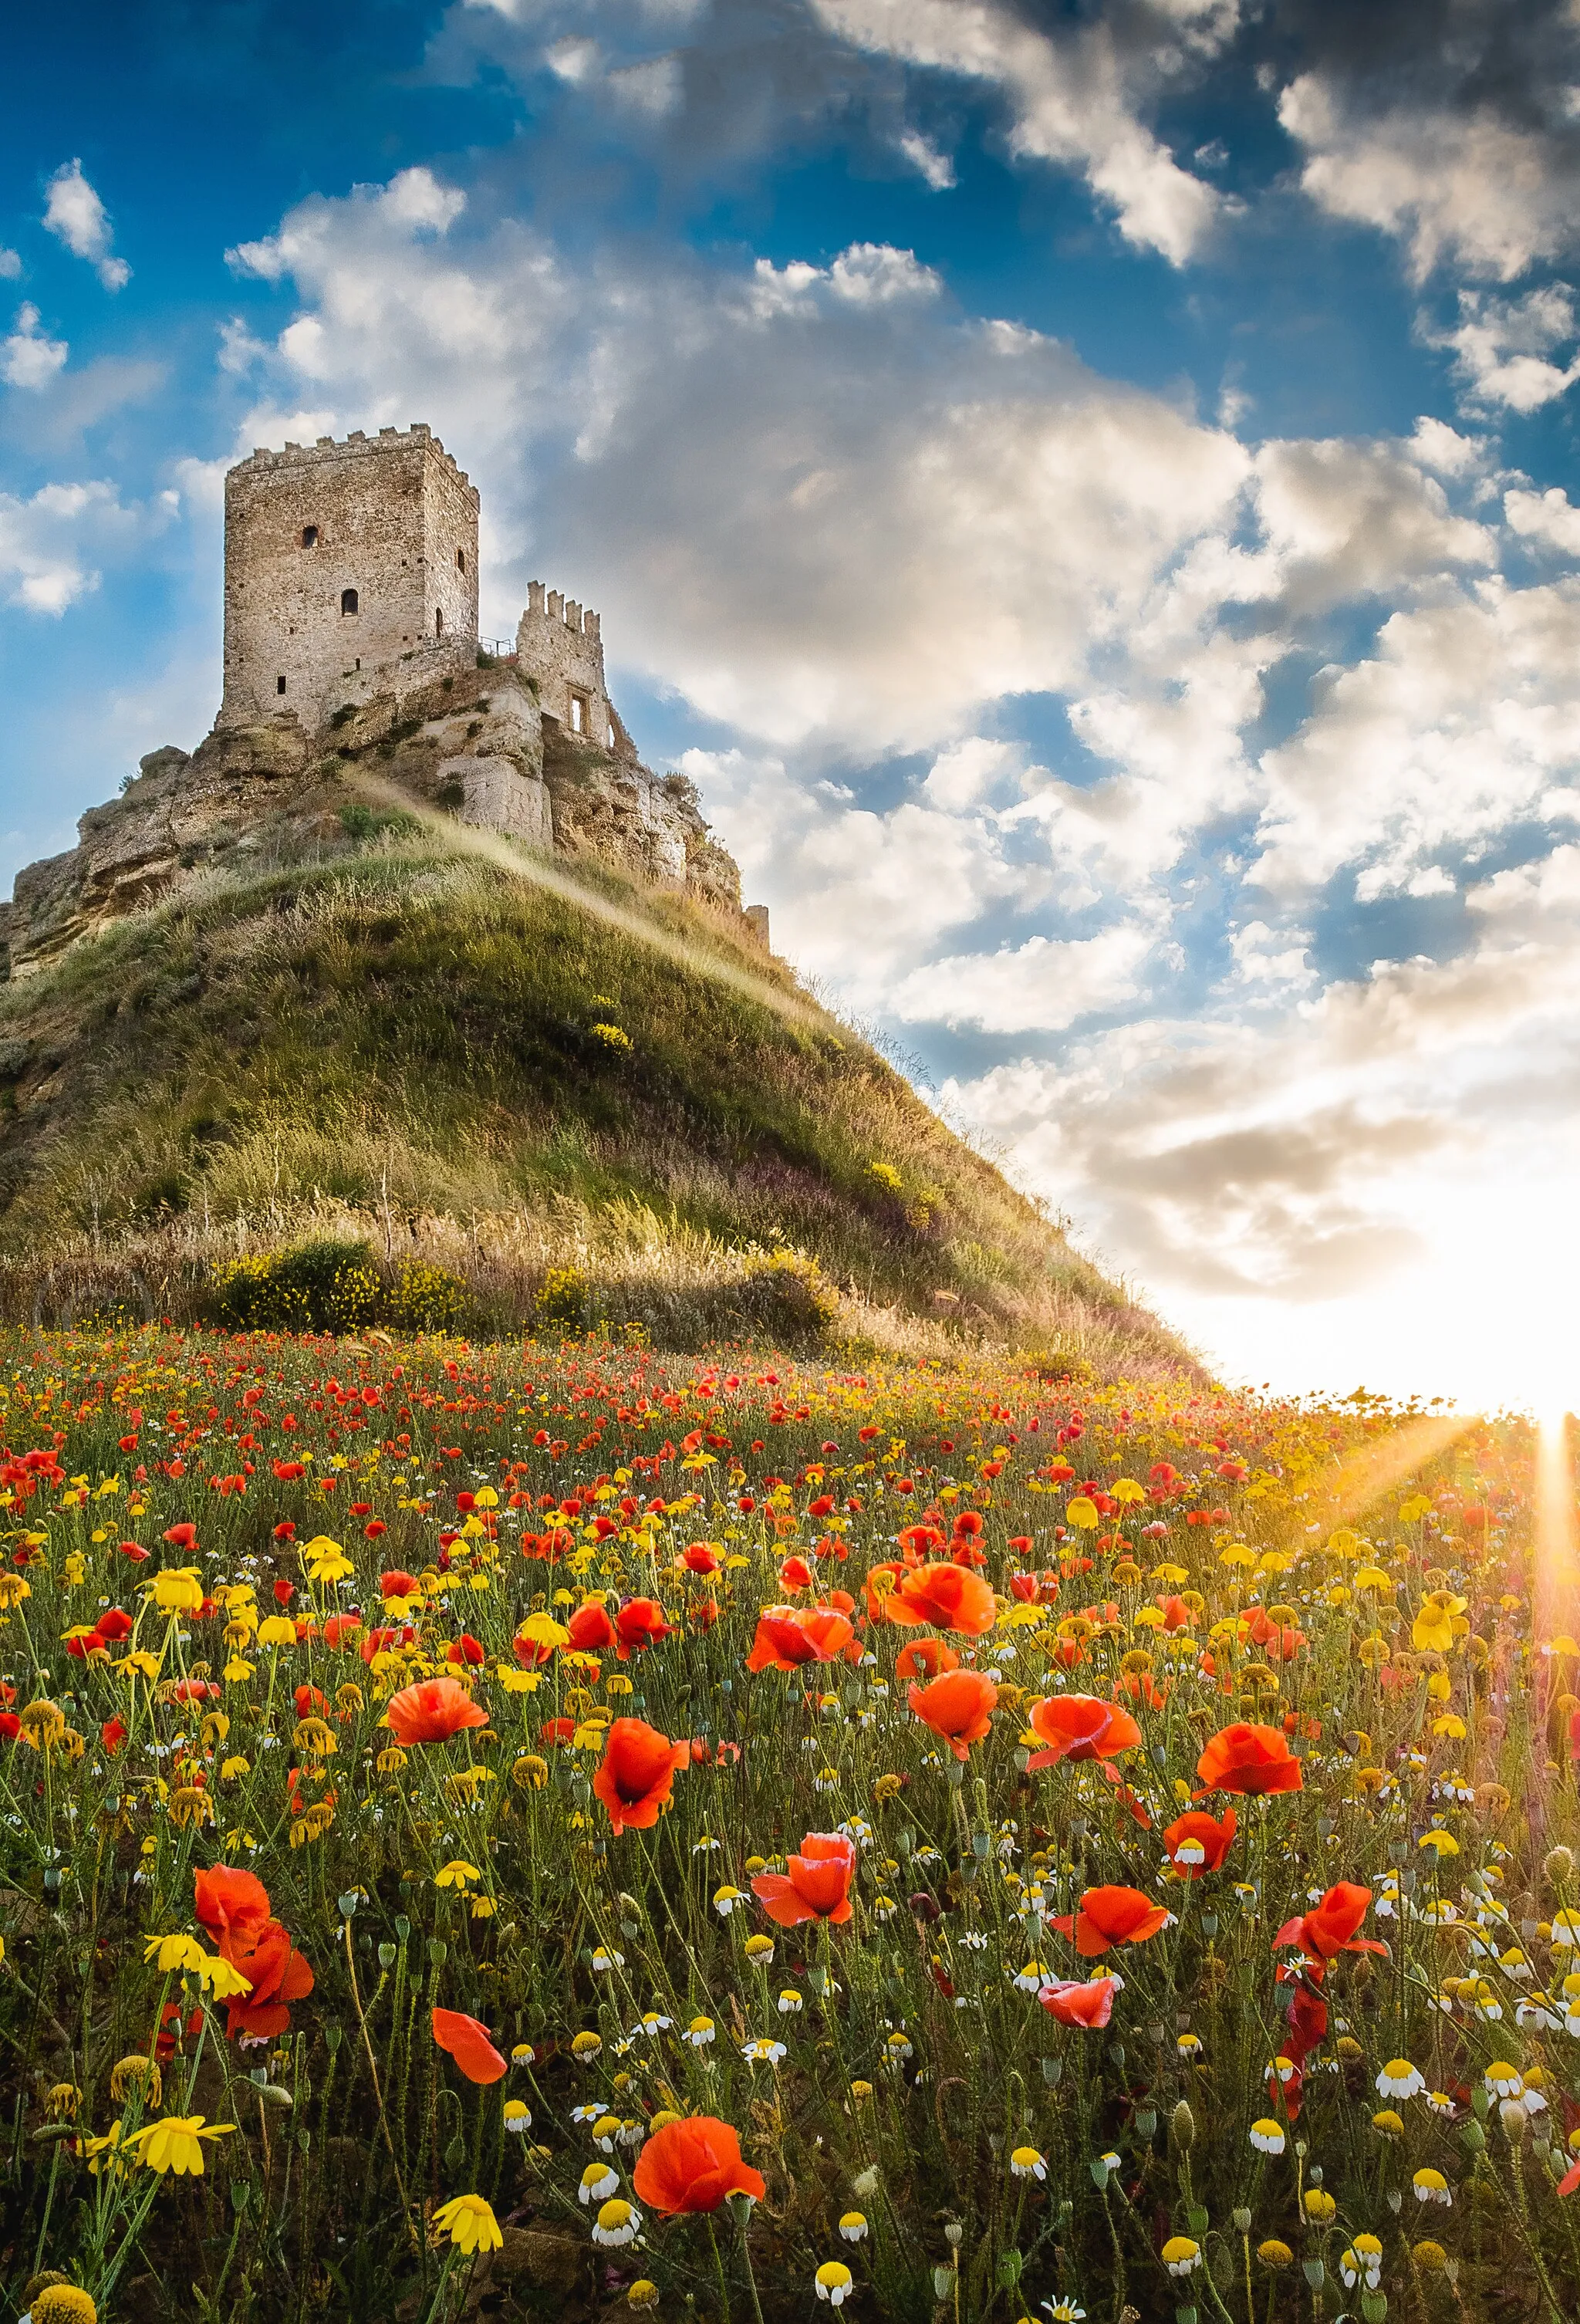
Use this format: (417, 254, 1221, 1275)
(1436, 283, 1580, 413)
(1249, 435, 1494, 615)
(2, 304, 68, 391)
(221, 167, 1258, 753)
(0, 479, 140, 613)
(809, 0, 1233, 265)
(42, 160, 130, 291)
(1278, 68, 1580, 285)
(897, 127, 956, 190)
(1506, 486, 1580, 557)
(887, 921, 1155, 1033)
(1252, 579, 1580, 897)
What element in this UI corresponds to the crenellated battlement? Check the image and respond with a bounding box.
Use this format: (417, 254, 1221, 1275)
(516, 579, 622, 753)
(229, 424, 479, 506)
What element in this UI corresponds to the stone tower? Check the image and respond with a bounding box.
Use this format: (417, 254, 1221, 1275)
(515, 583, 616, 749)
(220, 424, 479, 732)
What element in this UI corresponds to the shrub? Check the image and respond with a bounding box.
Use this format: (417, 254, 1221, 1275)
(387, 1259, 467, 1334)
(535, 1263, 589, 1331)
(211, 1240, 381, 1334)
(590, 1022, 632, 1052)
(736, 1250, 839, 1346)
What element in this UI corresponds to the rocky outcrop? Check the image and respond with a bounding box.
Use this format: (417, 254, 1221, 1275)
(2, 652, 744, 979)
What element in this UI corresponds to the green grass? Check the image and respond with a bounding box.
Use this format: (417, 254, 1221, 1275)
(0, 834, 1190, 1371)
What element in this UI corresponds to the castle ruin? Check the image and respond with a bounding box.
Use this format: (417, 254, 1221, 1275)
(2, 424, 755, 977)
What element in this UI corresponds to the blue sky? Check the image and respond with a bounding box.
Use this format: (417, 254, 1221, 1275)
(5, 0, 1580, 1408)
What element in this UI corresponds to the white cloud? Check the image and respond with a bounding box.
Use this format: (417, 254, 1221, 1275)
(808, 0, 1231, 265)
(1252, 579, 1580, 897)
(42, 159, 130, 291)
(921, 736, 1020, 811)
(2, 303, 68, 390)
(888, 920, 1154, 1032)
(1250, 436, 1494, 613)
(1278, 73, 1580, 283)
(1437, 282, 1580, 414)
(1506, 485, 1580, 556)
(0, 249, 20, 281)
(226, 169, 1251, 752)
(898, 128, 956, 191)
(0, 479, 137, 613)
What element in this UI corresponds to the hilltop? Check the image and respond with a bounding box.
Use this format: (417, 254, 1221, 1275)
(0, 822, 1187, 1373)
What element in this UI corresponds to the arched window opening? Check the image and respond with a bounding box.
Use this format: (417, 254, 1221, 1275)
(341, 587, 359, 616)
(456, 548, 466, 573)
(302, 525, 318, 548)
(435, 607, 444, 637)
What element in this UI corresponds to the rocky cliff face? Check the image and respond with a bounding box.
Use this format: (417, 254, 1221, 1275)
(2, 652, 744, 979)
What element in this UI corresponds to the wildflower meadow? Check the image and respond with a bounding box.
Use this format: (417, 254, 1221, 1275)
(0, 1326, 1575, 2324)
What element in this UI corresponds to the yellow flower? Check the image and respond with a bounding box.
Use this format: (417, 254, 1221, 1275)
(301, 1535, 354, 1584)
(256, 1616, 297, 1649)
(150, 1568, 204, 1616)
(110, 2055, 160, 2106)
(1258, 2240, 1293, 2269)
(1303, 2189, 1336, 2222)
(434, 1860, 481, 1890)
(431, 2193, 504, 2255)
(1413, 1590, 1467, 1655)
(31, 2289, 98, 2324)
(194, 1951, 254, 1998)
(126, 2114, 235, 2174)
(143, 1933, 208, 1975)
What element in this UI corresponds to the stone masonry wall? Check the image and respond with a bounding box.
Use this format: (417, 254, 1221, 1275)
(515, 585, 620, 752)
(221, 426, 479, 733)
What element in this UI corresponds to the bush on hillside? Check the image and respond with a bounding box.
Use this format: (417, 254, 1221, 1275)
(211, 1241, 468, 1336)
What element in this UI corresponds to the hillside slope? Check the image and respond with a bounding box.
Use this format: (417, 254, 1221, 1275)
(0, 827, 1190, 1373)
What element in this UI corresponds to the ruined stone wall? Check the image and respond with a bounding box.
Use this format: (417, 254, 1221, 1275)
(515, 585, 621, 752)
(220, 426, 479, 734)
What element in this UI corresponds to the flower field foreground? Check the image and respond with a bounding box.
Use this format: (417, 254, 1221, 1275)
(0, 1329, 1575, 2323)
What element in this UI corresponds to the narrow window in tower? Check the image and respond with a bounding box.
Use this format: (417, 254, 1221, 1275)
(570, 693, 585, 734)
(341, 587, 359, 616)
(302, 525, 318, 548)
(435, 608, 444, 637)
(607, 721, 615, 748)
(456, 548, 466, 573)
(276, 676, 286, 694)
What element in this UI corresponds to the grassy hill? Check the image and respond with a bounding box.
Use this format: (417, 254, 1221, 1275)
(0, 826, 1190, 1373)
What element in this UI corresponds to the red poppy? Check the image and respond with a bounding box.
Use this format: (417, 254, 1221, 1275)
(567, 1601, 616, 1653)
(906, 1669, 998, 1761)
(1052, 1884, 1171, 1957)
(97, 1606, 133, 1642)
(383, 1677, 489, 1747)
(778, 1556, 815, 1591)
(194, 1864, 272, 1949)
(162, 1522, 198, 1549)
(1025, 1694, 1141, 1772)
(119, 1542, 150, 1562)
(885, 1563, 997, 1637)
(894, 1637, 960, 1681)
(680, 1542, 721, 1576)
(745, 1606, 855, 1671)
(592, 1717, 689, 1834)
(100, 1716, 127, 1755)
(1195, 1722, 1304, 1797)
(1274, 1882, 1386, 1964)
(1038, 1975, 1119, 2028)
(896, 1525, 946, 1561)
(432, 2007, 507, 2084)
(751, 1833, 856, 1927)
(615, 1598, 674, 1659)
(446, 1633, 487, 1667)
(632, 2116, 767, 2212)
(222, 1918, 315, 2040)
(380, 1569, 420, 1599)
(1161, 1807, 1237, 1879)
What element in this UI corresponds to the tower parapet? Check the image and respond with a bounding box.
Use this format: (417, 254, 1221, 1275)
(219, 424, 480, 733)
(516, 582, 624, 754)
